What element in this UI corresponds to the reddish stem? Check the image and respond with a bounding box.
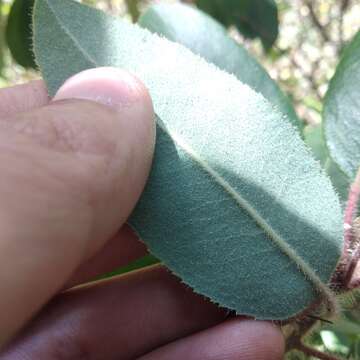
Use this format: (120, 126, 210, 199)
(342, 169, 360, 287)
(345, 244, 360, 287)
(332, 168, 360, 289)
(344, 168, 360, 254)
(349, 276, 360, 289)
(296, 343, 344, 360)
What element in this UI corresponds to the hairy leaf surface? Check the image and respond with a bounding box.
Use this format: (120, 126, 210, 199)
(324, 30, 360, 179)
(33, 0, 343, 320)
(139, 3, 300, 129)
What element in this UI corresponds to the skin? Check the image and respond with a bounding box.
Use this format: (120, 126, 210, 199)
(0, 68, 284, 360)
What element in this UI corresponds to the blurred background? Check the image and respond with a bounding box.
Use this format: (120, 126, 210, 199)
(1, 0, 359, 126)
(1, 0, 360, 358)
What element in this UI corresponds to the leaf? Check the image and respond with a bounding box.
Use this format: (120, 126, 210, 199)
(97, 255, 159, 280)
(303, 125, 350, 203)
(138, 3, 300, 129)
(195, 0, 279, 49)
(320, 330, 351, 356)
(324, 316, 360, 337)
(324, 159, 350, 205)
(33, 0, 343, 320)
(324, 30, 360, 180)
(6, 0, 36, 68)
(303, 125, 328, 166)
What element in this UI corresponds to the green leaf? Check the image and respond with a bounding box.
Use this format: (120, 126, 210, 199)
(6, 0, 36, 68)
(33, 0, 343, 320)
(303, 125, 350, 203)
(303, 125, 328, 166)
(139, 3, 300, 129)
(0, 0, 6, 75)
(195, 0, 279, 49)
(320, 330, 350, 355)
(324, 316, 360, 337)
(324, 30, 360, 180)
(324, 159, 350, 204)
(97, 255, 159, 280)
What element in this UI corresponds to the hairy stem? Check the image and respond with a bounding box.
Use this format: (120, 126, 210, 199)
(331, 167, 360, 290)
(344, 169, 360, 252)
(350, 277, 360, 289)
(345, 223, 360, 287)
(343, 169, 360, 287)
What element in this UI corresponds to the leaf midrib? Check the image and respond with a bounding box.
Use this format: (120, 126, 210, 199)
(44, 0, 97, 68)
(156, 125, 334, 306)
(42, 0, 334, 305)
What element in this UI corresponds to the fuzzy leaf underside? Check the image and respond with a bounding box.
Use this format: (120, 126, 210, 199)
(33, 0, 343, 320)
(138, 3, 300, 129)
(324, 30, 360, 179)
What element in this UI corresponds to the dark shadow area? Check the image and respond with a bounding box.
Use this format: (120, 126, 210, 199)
(129, 123, 343, 320)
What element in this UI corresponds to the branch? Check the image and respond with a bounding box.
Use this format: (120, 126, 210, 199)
(345, 217, 360, 287)
(125, 0, 140, 22)
(338, 0, 351, 53)
(340, 0, 351, 13)
(332, 168, 360, 290)
(304, 0, 331, 42)
(288, 51, 322, 101)
(296, 342, 345, 360)
(344, 169, 360, 254)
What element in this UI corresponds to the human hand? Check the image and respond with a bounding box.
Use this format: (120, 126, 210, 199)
(0, 68, 284, 360)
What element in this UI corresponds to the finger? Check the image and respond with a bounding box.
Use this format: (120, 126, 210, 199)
(0, 266, 228, 360)
(66, 225, 148, 289)
(0, 80, 49, 116)
(0, 67, 155, 346)
(0, 80, 147, 287)
(0, 77, 150, 289)
(140, 319, 284, 360)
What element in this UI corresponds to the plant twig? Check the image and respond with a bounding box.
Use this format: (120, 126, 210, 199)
(286, 314, 320, 352)
(338, 0, 351, 53)
(304, 0, 331, 42)
(341, 0, 351, 11)
(344, 169, 360, 255)
(125, 0, 140, 22)
(296, 342, 345, 360)
(345, 217, 360, 287)
(287, 50, 322, 101)
(332, 168, 360, 290)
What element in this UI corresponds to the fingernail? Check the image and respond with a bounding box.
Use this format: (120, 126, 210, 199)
(53, 67, 145, 110)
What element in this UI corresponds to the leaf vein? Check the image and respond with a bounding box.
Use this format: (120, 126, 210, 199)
(157, 123, 335, 312)
(44, 0, 97, 68)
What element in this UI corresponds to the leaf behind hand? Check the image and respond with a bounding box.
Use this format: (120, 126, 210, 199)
(33, 0, 343, 320)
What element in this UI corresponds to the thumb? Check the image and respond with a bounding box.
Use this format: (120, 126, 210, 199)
(0, 67, 155, 346)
